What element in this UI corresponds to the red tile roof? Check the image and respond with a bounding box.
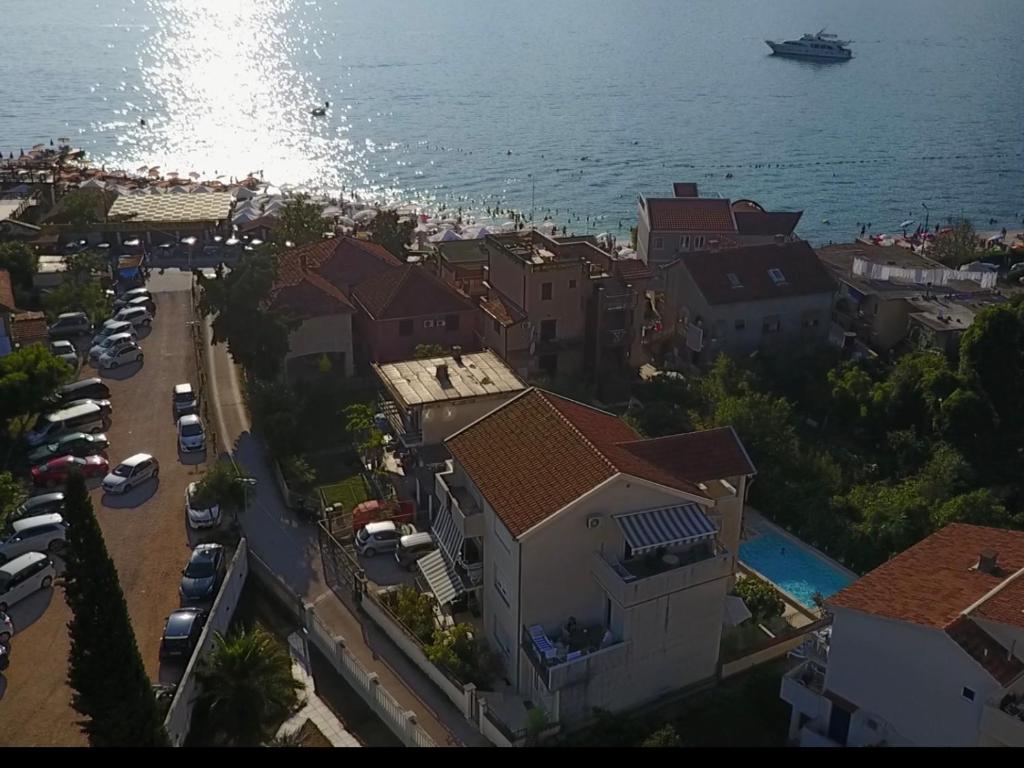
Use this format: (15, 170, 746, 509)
(615, 428, 756, 484)
(676, 241, 836, 305)
(734, 210, 803, 237)
(613, 258, 655, 282)
(673, 182, 699, 198)
(946, 616, 1024, 685)
(269, 247, 355, 316)
(480, 290, 526, 327)
(446, 389, 753, 537)
(0, 269, 16, 312)
(974, 572, 1024, 630)
(10, 311, 48, 346)
(646, 198, 736, 232)
(353, 265, 475, 321)
(829, 524, 1024, 630)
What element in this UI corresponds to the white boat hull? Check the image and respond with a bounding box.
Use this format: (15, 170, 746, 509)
(766, 40, 852, 60)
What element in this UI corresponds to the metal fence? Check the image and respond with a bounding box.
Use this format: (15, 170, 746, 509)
(187, 280, 220, 455)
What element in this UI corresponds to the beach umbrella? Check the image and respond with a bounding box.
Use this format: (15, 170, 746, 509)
(189, 171, 200, 179)
(136, 165, 148, 173)
(336, 215, 355, 226)
(168, 185, 188, 194)
(353, 209, 377, 223)
(429, 229, 462, 243)
(899, 219, 915, 229)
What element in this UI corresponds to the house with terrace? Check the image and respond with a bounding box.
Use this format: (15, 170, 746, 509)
(781, 524, 1024, 747)
(429, 388, 755, 727)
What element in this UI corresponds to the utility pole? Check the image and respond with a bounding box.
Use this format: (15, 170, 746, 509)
(921, 202, 929, 231)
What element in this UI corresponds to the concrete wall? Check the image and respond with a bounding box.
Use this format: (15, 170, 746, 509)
(826, 607, 999, 746)
(420, 393, 521, 447)
(285, 313, 354, 377)
(367, 309, 480, 364)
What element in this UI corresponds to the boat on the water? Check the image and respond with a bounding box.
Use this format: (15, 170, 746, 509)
(766, 29, 852, 61)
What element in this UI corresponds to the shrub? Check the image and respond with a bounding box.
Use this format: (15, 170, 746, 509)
(194, 460, 246, 511)
(384, 586, 435, 643)
(640, 724, 684, 748)
(734, 576, 785, 622)
(424, 623, 503, 688)
(280, 455, 316, 493)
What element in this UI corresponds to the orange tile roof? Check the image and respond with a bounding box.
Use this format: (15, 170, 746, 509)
(946, 616, 1024, 685)
(446, 389, 753, 537)
(829, 524, 1024, 630)
(0, 269, 15, 312)
(352, 265, 475, 320)
(974, 573, 1024, 630)
(646, 198, 737, 232)
(480, 290, 526, 327)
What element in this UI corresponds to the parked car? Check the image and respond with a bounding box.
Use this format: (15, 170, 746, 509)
(185, 482, 221, 530)
(8, 492, 65, 527)
(27, 433, 109, 465)
(52, 378, 110, 404)
(179, 544, 226, 604)
(97, 342, 143, 370)
(354, 520, 401, 557)
(123, 295, 157, 316)
(394, 531, 437, 570)
(159, 608, 208, 661)
(25, 403, 106, 447)
(91, 319, 136, 346)
(89, 331, 137, 361)
(172, 383, 198, 416)
(112, 306, 153, 328)
(48, 312, 91, 339)
(49, 341, 79, 368)
(31, 455, 109, 488)
(63, 398, 113, 418)
(177, 414, 206, 453)
(0, 610, 13, 643)
(102, 453, 159, 494)
(0, 514, 67, 562)
(113, 288, 153, 310)
(0, 553, 56, 612)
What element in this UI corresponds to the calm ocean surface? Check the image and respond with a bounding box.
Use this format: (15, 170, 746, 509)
(1, 0, 1022, 243)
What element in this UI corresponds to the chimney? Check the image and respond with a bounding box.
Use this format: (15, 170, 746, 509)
(978, 549, 999, 574)
(435, 363, 449, 381)
(451, 345, 463, 365)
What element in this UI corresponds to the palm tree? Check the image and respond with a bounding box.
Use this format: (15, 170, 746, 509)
(194, 627, 302, 746)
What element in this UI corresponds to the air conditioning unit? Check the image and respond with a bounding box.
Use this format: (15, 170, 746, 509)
(423, 319, 434, 328)
(435, 318, 446, 327)
(586, 515, 602, 529)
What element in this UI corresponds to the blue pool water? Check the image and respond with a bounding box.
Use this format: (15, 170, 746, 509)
(739, 527, 855, 609)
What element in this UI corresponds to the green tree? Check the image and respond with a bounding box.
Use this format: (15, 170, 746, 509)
(826, 362, 875, 435)
(424, 623, 501, 687)
(343, 403, 383, 471)
(64, 250, 111, 286)
(387, 585, 436, 643)
(193, 627, 302, 746)
(733, 577, 785, 622)
(275, 194, 326, 248)
(53, 189, 111, 228)
(932, 489, 1013, 529)
(958, 304, 1023, 431)
(193, 460, 247, 511)
(42, 280, 111, 325)
(928, 218, 980, 267)
(640, 724, 684, 748)
(196, 254, 294, 381)
(62, 474, 169, 746)
(0, 241, 38, 293)
(629, 374, 698, 437)
(414, 343, 447, 359)
(0, 471, 27, 528)
(280, 455, 316, 493)
(248, 379, 302, 458)
(368, 209, 414, 258)
(937, 387, 999, 467)
(0, 344, 73, 439)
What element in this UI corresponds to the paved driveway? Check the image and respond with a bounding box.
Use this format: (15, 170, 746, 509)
(0, 270, 206, 745)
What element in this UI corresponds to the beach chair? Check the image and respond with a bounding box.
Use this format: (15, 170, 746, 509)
(528, 625, 557, 660)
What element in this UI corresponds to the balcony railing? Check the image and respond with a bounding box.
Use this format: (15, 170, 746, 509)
(380, 399, 421, 446)
(521, 624, 628, 691)
(435, 470, 485, 540)
(591, 540, 733, 608)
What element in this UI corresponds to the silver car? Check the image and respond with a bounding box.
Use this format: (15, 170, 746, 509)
(49, 340, 79, 368)
(177, 414, 206, 453)
(0, 514, 67, 561)
(97, 342, 144, 370)
(89, 331, 137, 361)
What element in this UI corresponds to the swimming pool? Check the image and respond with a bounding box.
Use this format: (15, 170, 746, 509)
(739, 525, 855, 610)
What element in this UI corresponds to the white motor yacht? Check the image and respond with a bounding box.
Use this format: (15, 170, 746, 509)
(766, 29, 852, 60)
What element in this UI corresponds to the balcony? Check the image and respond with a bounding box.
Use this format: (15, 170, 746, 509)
(537, 334, 585, 354)
(521, 623, 629, 692)
(380, 399, 422, 447)
(591, 540, 733, 608)
(781, 660, 831, 724)
(981, 690, 1024, 747)
(435, 471, 485, 540)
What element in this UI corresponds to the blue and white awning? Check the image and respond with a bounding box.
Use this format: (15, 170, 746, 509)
(416, 549, 465, 607)
(614, 503, 717, 555)
(431, 500, 464, 566)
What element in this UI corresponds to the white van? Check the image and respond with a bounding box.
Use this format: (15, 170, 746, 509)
(26, 403, 106, 447)
(0, 552, 56, 612)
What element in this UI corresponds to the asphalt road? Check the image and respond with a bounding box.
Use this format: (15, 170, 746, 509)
(0, 270, 208, 746)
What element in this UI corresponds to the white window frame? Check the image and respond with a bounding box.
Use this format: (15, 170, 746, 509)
(694, 235, 705, 249)
(768, 268, 787, 284)
(680, 235, 690, 250)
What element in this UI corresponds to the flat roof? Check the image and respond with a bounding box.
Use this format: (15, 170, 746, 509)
(108, 192, 233, 223)
(0, 199, 24, 222)
(374, 351, 525, 407)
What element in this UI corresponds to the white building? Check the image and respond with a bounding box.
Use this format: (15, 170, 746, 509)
(432, 388, 755, 727)
(781, 524, 1024, 747)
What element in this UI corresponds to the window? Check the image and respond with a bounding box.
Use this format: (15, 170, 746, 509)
(653, 237, 663, 250)
(399, 319, 413, 336)
(680, 235, 690, 250)
(762, 316, 781, 333)
(541, 282, 553, 301)
(768, 268, 787, 284)
(962, 686, 976, 701)
(492, 319, 501, 334)
(727, 272, 743, 288)
(492, 616, 510, 659)
(694, 236, 705, 249)
(540, 318, 557, 341)
(569, 279, 576, 289)
(734, 318, 746, 331)
(494, 571, 510, 607)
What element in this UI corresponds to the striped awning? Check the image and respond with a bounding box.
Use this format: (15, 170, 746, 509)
(614, 503, 717, 555)
(416, 549, 465, 607)
(432, 500, 464, 565)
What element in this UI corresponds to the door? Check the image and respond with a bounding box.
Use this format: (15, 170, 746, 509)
(827, 704, 852, 746)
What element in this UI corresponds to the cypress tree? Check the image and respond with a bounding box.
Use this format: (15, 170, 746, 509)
(62, 473, 169, 747)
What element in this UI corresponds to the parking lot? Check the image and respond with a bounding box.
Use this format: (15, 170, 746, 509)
(0, 270, 209, 746)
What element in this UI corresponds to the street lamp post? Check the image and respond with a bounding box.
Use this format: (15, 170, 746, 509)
(922, 202, 930, 232)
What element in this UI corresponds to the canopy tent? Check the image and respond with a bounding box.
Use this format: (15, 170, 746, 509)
(416, 550, 465, 607)
(167, 184, 189, 195)
(429, 229, 462, 243)
(231, 185, 256, 200)
(614, 503, 717, 555)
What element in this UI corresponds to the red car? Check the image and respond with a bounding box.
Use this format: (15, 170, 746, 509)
(31, 454, 110, 488)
